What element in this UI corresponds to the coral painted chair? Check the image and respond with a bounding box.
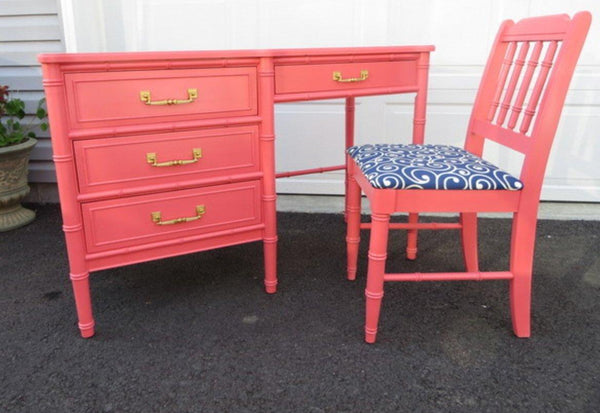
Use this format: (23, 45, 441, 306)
(345, 12, 591, 343)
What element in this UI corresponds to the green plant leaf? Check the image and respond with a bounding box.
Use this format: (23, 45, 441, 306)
(0, 92, 47, 147)
(6, 99, 25, 114)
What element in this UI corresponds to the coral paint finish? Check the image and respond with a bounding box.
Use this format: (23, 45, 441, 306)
(64, 68, 257, 130)
(275, 60, 418, 95)
(39, 45, 434, 337)
(81, 181, 262, 253)
(73, 126, 259, 195)
(346, 12, 591, 343)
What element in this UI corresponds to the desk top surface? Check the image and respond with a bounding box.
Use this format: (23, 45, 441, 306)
(39, 45, 434, 64)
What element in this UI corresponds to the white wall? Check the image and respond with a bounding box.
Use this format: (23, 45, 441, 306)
(59, 0, 600, 202)
(1, 0, 64, 184)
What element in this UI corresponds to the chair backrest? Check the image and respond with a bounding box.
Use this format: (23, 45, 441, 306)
(465, 12, 591, 197)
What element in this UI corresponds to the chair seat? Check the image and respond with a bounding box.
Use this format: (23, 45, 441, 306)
(347, 143, 523, 190)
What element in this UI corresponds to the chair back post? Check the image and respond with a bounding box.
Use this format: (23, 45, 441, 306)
(519, 12, 591, 203)
(465, 12, 591, 204)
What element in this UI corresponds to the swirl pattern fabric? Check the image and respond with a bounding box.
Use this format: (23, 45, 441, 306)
(347, 144, 523, 190)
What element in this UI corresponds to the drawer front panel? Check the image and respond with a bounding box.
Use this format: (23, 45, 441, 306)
(65, 67, 257, 130)
(74, 126, 259, 195)
(81, 181, 262, 253)
(274, 60, 418, 95)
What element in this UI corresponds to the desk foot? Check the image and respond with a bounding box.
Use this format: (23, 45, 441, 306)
(79, 321, 95, 338)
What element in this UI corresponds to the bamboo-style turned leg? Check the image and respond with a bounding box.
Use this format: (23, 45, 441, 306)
(344, 97, 356, 222)
(259, 57, 278, 294)
(406, 213, 419, 260)
(346, 169, 361, 281)
(364, 212, 390, 343)
(70, 271, 95, 338)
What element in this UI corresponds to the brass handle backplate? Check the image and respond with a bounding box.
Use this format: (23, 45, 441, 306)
(151, 205, 206, 226)
(146, 148, 202, 167)
(332, 70, 369, 83)
(140, 88, 198, 105)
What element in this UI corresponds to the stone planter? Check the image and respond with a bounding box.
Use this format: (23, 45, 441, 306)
(0, 138, 37, 231)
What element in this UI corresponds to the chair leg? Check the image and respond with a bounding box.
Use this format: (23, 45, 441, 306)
(509, 210, 538, 338)
(346, 173, 361, 280)
(460, 212, 479, 272)
(365, 212, 390, 343)
(406, 212, 419, 260)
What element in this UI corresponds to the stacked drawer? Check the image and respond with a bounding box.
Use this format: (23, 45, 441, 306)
(61, 65, 263, 268)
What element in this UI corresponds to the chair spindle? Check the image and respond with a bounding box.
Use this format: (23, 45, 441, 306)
(507, 41, 543, 130)
(496, 41, 529, 126)
(520, 41, 559, 134)
(488, 42, 517, 121)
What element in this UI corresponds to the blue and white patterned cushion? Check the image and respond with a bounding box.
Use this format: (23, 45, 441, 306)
(347, 143, 523, 190)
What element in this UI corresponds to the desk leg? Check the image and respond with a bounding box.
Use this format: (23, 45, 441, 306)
(70, 271, 95, 338)
(345, 97, 356, 222)
(259, 57, 277, 293)
(63, 220, 95, 338)
(407, 52, 431, 260)
(413, 51, 430, 145)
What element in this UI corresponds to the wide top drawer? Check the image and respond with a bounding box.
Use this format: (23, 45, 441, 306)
(274, 60, 418, 98)
(64, 67, 257, 131)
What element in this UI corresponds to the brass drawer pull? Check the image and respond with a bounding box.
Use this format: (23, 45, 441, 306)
(146, 148, 202, 167)
(139, 88, 198, 105)
(332, 70, 369, 83)
(151, 205, 206, 226)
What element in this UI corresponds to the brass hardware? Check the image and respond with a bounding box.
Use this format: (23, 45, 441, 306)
(139, 88, 198, 105)
(332, 70, 369, 83)
(146, 148, 202, 167)
(151, 205, 206, 226)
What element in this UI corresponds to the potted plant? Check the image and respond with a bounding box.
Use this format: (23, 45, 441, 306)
(0, 85, 48, 231)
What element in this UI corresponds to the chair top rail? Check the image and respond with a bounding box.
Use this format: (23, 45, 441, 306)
(503, 13, 572, 41)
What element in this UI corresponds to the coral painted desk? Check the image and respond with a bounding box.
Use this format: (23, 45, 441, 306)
(39, 46, 434, 337)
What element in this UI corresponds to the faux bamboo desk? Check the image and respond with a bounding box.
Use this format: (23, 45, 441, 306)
(39, 46, 434, 337)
